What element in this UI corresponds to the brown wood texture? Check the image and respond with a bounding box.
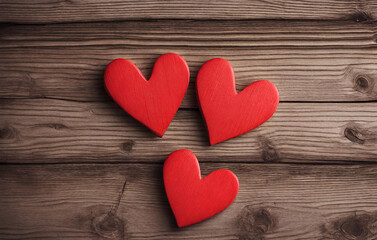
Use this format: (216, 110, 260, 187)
(0, 0, 377, 23)
(1, 20, 377, 105)
(0, 163, 376, 240)
(1, 1, 377, 239)
(1, 99, 377, 164)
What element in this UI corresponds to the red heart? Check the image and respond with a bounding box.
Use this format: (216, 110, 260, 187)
(196, 58, 279, 145)
(104, 53, 190, 137)
(164, 149, 239, 227)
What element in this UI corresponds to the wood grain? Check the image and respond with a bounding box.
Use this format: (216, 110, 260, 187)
(0, 163, 376, 239)
(2, 20, 377, 49)
(1, 20, 377, 105)
(0, 0, 377, 23)
(0, 2, 377, 239)
(1, 99, 377, 164)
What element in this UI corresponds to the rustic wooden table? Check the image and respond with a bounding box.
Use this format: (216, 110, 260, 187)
(1, 1, 377, 239)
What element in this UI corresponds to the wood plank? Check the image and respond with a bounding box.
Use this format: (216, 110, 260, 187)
(1, 20, 377, 104)
(0, 163, 376, 239)
(1, 98, 377, 164)
(0, 0, 377, 23)
(5, 20, 377, 49)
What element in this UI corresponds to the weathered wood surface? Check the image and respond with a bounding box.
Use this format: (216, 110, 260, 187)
(1, 99, 377, 164)
(0, 0, 377, 23)
(1, 20, 377, 105)
(2, 19, 377, 49)
(0, 163, 376, 240)
(1, 1, 377, 239)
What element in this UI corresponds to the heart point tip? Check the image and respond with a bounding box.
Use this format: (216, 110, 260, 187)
(152, 129, 165, 138)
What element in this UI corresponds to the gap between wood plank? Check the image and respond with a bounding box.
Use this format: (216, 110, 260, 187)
(1, 161, 377, 166)
(2, 97, 377, 105)
(0, 15, 375, 26)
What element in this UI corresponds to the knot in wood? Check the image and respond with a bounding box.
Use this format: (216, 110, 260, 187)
(238, 206, 276, 239)
(0, 125, 17, 139)
(340, 217, 367, 239)
(344, 127, 365, 144)
(121, 140, 134, 152)
(350, 11, 374, 23)
(259, 137, 280, 162)
(92, 212, 125, 240)
(353, 76, 372, 93)
(321, 212, 377, 239)
(262, 147, 279, 162)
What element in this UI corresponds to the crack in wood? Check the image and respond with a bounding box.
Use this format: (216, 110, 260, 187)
(32, 123, 68, 130)
(91, 178, 127, 240)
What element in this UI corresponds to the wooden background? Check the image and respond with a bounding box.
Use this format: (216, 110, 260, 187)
(1, 1, 377, 239)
